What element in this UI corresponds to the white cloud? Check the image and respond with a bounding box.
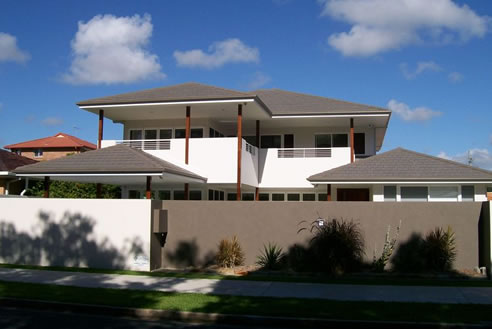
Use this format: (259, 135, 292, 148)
(0, 32, 30, 63)
(174, 38, 259, 69)
(247, 72, 271, 90)
(320, 0, 489, 57)
(63, 14, 164, 84)
(41, 117, 64, 126)
(400, 61, 442, 79)
(448, 71, 464, 83)
(387, 99, 442, 122)
(438, 149, 492, 170)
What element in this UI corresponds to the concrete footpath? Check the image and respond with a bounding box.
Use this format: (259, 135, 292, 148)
(1, 268, 492, 304)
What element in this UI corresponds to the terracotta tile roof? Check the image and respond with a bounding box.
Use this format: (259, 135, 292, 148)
(14, 144, 206, 181)
(0, 149, 37, 172)
(76, 82, 389, 116)
(4, 133, 96, 150)
(308, 148, 492, 182)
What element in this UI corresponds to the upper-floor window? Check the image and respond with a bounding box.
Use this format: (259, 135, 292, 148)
(175, 128, 203, 138)
(34, 149, 43, 157)
(209, 128, 224, 138)
(315, 134, 348, 148)
(129, 130, 142, 140)
(261, 135, 281, 148)
(160, 129, 172, 139)
(144, 129, 157, 140)
(354, 133, 365, 154)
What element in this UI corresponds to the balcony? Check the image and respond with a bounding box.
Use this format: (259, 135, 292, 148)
(102, 138, 258, 185)
(101, 139, 350, 188)
(258, 147, 351, 188)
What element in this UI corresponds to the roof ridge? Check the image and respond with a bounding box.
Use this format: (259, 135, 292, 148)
(55, 132, 85, 147)
(62, 133, 97, 148)
(184, 82, 253, 96)
(122, 144, 168, 169)
(254, 88, 389, 112)
(4, 133, 96, 149)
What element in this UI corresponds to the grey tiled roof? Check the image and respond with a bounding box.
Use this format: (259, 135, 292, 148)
(14, 144, 206, 181)
(77, 82, 255, 106)
(252, 89, 389, 115)
(77, 82, 389, 116)
(308, 148, 492, 182)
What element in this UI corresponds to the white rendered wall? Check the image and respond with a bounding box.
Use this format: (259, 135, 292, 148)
(241, 139, 259, 187)
(372, 185, 384, 202)
(0, 198, 152, 271)
(259, 147, 351, 188)
(475, 185, 487, 202)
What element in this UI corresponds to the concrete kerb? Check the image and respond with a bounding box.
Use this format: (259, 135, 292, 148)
(0, 298, 487, 329)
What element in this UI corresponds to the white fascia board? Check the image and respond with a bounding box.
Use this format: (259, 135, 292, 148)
(310, 181, 492, 185)
(79, 98, 256, 109)
(163, 172, 207, 184)
(272, 113, 390, 119)
(0, 171, 14, 176)
(16, 173, 164, 177)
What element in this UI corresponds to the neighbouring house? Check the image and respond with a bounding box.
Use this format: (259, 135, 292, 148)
(0, 149, 37, 195)
(4, 132, 96, 161)
(13, 82, 492, 201)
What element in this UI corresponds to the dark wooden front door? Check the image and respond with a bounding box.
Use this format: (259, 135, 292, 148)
(337, 188, 370, 201)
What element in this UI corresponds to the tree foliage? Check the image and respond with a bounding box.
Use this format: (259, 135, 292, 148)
(25, 181, 121, 199)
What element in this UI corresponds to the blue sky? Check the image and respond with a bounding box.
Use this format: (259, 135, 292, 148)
(1, 0, 491, 169)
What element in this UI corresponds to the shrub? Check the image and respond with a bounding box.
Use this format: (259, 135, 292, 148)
(423, 226, 456, 272)
(307, 218, 365, 274)
(256, 242, 284, 270)
(216, 235, 245, 268)
(284, 244, 311, 272)
(372, 221, 401, 272)
(392, 227, 457, 273)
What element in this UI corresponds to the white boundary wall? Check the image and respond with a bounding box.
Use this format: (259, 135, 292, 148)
(0, 198, 152, 271)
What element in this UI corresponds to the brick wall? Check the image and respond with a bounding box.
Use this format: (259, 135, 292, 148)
(15, 148, 81, 161)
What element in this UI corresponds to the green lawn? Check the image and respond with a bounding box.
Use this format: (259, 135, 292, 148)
(1, 263, 491, 287)
(0, 280, 491, 324)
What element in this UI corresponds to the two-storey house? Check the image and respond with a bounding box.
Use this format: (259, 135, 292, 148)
(76, 83, 391, 201)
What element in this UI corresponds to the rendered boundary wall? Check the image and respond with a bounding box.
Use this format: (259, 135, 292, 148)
(159, 201, 484, 270)
(0, 198, 152, 271)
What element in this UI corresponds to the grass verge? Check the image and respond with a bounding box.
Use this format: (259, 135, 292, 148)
(1, 280, 491, 324)
(1, 263, 491, 287)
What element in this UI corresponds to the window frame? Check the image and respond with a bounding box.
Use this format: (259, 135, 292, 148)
(383, 185, 397, 202)
(428, 186, 459, 202)
(400, 186, 429, 202)
(34, 149, 43, 157)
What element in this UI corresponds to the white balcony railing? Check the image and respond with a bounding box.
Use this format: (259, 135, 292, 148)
(277, 148, 331, 158)
(115, 139, 171, 150)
